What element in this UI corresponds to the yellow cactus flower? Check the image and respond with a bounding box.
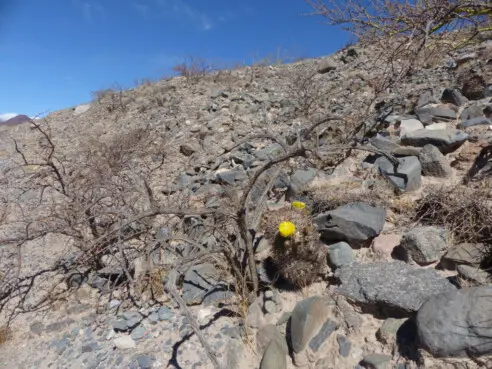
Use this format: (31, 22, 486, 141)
(292, 201, 306, 210)
(278, 221, 296, 238)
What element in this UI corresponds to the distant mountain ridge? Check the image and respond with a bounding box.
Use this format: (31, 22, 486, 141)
(0, 114, 31, 126)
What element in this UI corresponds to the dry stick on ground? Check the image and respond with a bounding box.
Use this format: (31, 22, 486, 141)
(164, 269, 221, 369)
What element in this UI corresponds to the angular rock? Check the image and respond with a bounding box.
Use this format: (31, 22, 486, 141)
(418, 144, 453, 177)
(215, 167, 248, 185)
(181, 263, 232, 305)
(335, 261, 457, 317)
(376, 318, 407, 344)
(371, 234, 402, 257)
(442, 243, 486, 267)
(287, 168, 317, 198)
(260, 340, 287, 369)
(257, 325, 288, 355)
(157, 306, 173, 321)
(460, 105, 484, 121)
(290, 296, 337, 353)
(246, 298, 266, 328)
(417, 287, 492, 357)
(400, 129, 468, 154)
(360, 353, 392, 369)
(113, 335, 136, 350)
(458, 117, 492, 128)
(425, 122, 448, 130)
(417, 90, 439, 108)
(441, 88, 469, 107)
(308, 319, 339, 352)
(327, 241, 355, 268)
(399, 119, 424, 137)
(136, 354, 155, 369)
(317, 60, 337, 74)
(130, 325, 147, 341)
(180, 141, 201, 156)
(337, 334, 352, 357)
(222, 339, 244, 369)
(73, 104, 91, 116)
(369, 135, 421, 157)
(375, 156, 421, 192)
(457, 265, 490, 285)
(415, 107, 456, 124)
(254, 143, 284, 160)
(400, 226, 450, 265)
(315, 202, 386, 246)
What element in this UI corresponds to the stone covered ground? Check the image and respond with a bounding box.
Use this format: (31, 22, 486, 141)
(1, 38, 492, 369)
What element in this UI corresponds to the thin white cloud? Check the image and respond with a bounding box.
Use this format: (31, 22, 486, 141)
(0, 113, 18, 122)
(73, 0, 105, 22)
(132, 1, 151, 16)
(156, 0, 215, 31)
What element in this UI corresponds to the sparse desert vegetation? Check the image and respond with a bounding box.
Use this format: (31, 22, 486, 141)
(1, 1, 492, 368)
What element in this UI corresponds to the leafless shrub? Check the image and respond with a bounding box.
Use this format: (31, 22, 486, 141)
(172, 56, 214, 85)
(306, 0, 492, 78)
(414, 186, 492, 245)
(286, 68, 333, 118)
(91, 83, 129, 113)
(0, 112, 398, 364)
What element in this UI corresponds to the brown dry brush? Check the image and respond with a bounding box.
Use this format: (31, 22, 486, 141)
(0, 111, 399, 366)
(414, 186, 492, 247)
(305, 0, 492, 92)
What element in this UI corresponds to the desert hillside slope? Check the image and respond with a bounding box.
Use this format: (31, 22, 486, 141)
(1, 36, 492, 369)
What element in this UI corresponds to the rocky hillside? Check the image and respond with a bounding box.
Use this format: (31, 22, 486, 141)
(1, 37, 492, 369)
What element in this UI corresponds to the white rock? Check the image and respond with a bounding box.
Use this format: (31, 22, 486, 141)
(399, 119, 424, 137)
(73, 104, 90, 116)
(425, 123, 448, 130)
(113, 335, 136, 349)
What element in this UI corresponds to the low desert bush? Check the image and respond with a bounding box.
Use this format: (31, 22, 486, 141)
(414, 186, 492, 245)
(172, 56, 213, 85)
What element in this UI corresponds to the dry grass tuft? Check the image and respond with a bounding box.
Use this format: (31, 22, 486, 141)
(308, 179, 395, 215)
(0, 326, 12, 345)
(414, 186, 492, 246)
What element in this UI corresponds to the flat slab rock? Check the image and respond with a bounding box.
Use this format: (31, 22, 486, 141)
(335, 261, 457, 317)
(400, 129, 468, 154)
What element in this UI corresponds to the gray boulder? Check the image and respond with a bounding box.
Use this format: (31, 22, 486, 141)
(458, 116, 492, 128)
(327, 242, 355, 268)
(369, 135, 421, 157)
(442, 243, 486, 268)
(400, 129, 468, 154)
(418, 144, 453, 177)
(457, 265, 490, 285)
(417, 287, 492, 357)
(441, 88, 469, 107)
(375, 156, 421, 192)
(400, 226, 450, 265)
(460, 105, 484, 121)
(181, 263, 233, 305)
(287, 168, 317, 198)
(415, 106, 456, 125)
(335, 261, 457, 317)
(315, 203, 386, 246)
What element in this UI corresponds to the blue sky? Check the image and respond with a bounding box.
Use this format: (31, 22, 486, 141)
(0, 0, 349, 118)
